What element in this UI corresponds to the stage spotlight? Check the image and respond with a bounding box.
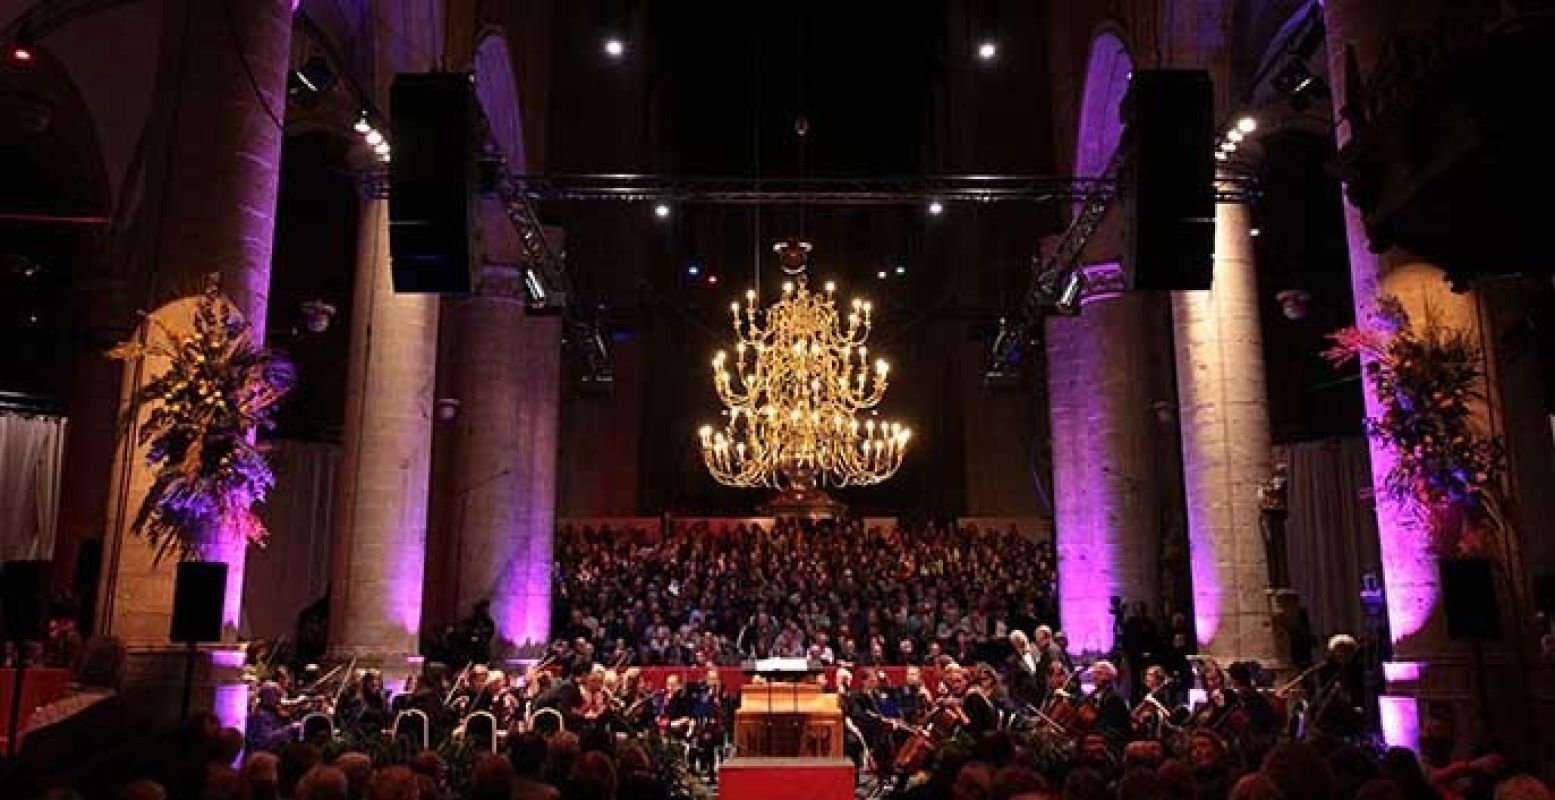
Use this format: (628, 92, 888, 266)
(604, 38, 625, 58)
(353, 114, 372, 134)
(687, 263, 701, 277)
(977, 41, 998, 61)
(288, 56, 335, 97)
(706, 274, 719, 286)
(1236, 116, 1257, 134)
(365, 129, 384, 146)
(928, 200, 944, 216)
(1056, 270, 1084, 312)
(877, 270, 888, 280)
(9, 43, 33, 63)
(895, 263, 907, 276)
(654, 203, 671, 218)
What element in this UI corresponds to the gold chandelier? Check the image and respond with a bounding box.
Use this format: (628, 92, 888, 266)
(698, 273, 910, 489)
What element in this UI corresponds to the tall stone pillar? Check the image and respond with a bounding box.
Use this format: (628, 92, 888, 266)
(1048, 263, 1163, 656)
(439, 254, 561, 657)
(91, 0, 291, 727)
(1319, 0, 1542, 753)
(1171, 200, 1281, 664)
(327, 198, 439, 670)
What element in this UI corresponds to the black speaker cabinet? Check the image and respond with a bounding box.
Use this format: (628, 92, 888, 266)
(1440, 558, 1501, 641)
(170, 561, 227, 644)
(388, 72, 477, 294)
(1121, 69, 1216, 291)
(1, 560, 49, 641)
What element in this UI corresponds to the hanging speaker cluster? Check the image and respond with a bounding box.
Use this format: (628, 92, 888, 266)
(388, 73, 479, 294)
(1120, 69, 1216, 291)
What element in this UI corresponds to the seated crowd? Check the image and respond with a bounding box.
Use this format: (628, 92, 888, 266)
(547, 518, 1059, 669)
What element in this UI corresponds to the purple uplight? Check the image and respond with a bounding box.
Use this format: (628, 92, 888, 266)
(1340, 206, 1438, 646)
(1379, 694, 1420, 750)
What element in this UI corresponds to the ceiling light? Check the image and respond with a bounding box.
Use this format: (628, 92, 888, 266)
(1227, 129, 1244, 143)
(604, 38, 625, 58)
(365, 129, 384, 146)
(353, 115, 372, 134)
(654, 203, 670, 218)
(928, 201, 944, 216)
(977, 41, 997, 61)
(1237, 116, 1257, 134)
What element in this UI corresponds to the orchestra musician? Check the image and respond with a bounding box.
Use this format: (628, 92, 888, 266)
(246, 682, 301, 754)
(691, 669, 734, 781)
(1188, 656, 1240, 732)
(1307, 634, 1365, 740)
(893, 666, 934, 726)
(570, 666, 615, 733)
(1130, 665, 1176, 740)
(616, 667, 655, 733)
(1084, 660, 1132, 744)
(337, 670, 389, 735)
(939, 664, 997, 735)
(1006, 631, 1045, 709)
(658, 673, 696, 742)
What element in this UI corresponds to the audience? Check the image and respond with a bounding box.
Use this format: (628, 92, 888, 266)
(548, 518, 1057, 669)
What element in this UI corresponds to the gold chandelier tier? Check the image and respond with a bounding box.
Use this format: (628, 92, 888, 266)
(698, 275, 911, 489)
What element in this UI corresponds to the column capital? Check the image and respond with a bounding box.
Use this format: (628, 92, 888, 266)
(474, 263, 529, 302)
(1078, 262, 1127, 307)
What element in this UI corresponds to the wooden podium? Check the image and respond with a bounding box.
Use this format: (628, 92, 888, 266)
(733, 682, 844, 759)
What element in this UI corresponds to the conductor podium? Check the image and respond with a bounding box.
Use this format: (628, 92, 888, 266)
(721, 660, 853, 800)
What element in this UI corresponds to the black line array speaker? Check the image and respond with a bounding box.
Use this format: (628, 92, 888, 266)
(170, 561, 227, 644)
(388, 72, 477, 294)
(1440, 558, 1500, 641)
(1121, 69, 1216, 291)
(1, 560, 49, 641)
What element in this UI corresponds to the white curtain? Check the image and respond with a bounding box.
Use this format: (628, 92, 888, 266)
(1276, 437, 1383, 641)
(0, 412, 68, 561)
(243, 439, 340, 638)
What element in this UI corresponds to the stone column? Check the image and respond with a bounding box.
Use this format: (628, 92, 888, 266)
(327, 197, 439, 670)
(1171, 200, 1281, 664)
(1048, 263, 1162, 656)
(439, 254, 561, 658)
(89, 0, 291, 728)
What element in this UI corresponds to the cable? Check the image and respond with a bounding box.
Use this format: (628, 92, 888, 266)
(218, 0, 286, 132)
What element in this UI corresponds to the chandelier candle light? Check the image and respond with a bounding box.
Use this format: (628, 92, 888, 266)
(698, 276, 910, 509)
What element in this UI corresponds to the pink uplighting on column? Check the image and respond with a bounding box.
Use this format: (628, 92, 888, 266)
(1340, 206, 1438, 647)
(1379, 695, 1421, 749)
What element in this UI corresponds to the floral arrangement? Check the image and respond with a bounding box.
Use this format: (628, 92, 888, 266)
(1324, 295, 1503, 556)
(110, 277, 295, 562)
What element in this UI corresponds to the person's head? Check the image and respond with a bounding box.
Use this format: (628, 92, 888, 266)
(1495, 775, 1553, 800)
(242, 753, 280, 800)
(1062, 766, 1107, 800)
(258, 681, 284, 710)
(470, 665, 489, 689)
(993, 765, 1049, 799)
(507, 731, 548, 777)
(279, 743, 322, 797)
(905, 665, 922, 686)
(1033, 625, 1053, 647)
(570, 751, 617, 800)
(1054, 631, 1069, 651)
(1328, 634, 1358, 662)
(944, 666, 968, 694)
(364, 766, 419, 800)
(1263, 742, 1336, 800)
(1144, 665, 1167, 691)
(296, 766, 349, 800)
(1047, 660, 1069, 689)
(705, 668, 720, 689)
(1188, 731, 1226, 772)
(331, 753, 372, 800)
(951, 762, 994, 800)
(1091, 660, 1118, 687)
(666, 673, 682, 693)
(1199, 658, 1226, 691)
(469, 754, 514, 800)
(1228, 774, 1282, 800)
(1009, 630, 1030, 653)
(1081, 733, 1111, 766)
(1124, 740, 1165, 770)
